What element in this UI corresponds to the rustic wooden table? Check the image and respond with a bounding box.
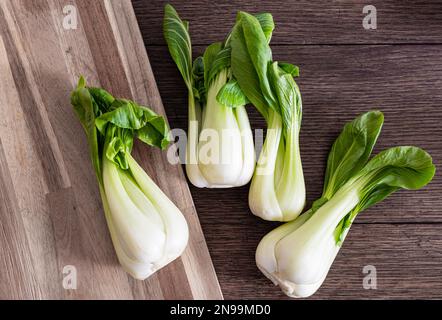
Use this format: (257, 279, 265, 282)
(133, 0, 442, 299)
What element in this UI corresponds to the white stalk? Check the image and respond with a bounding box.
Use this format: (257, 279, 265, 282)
(249, 107, 305, 221)
(127, 154, 189, 269)
(198, 69, 243, 187)
(185, 95, 209, 188)
(275, 118, 305, 221)
(187, 69, 255, 188)
(233, 105, 256, 186)
(100, 187, 155, 279)
(256, 179, 364, 298)
(256, 210, 312, 281)
(249, 110, 283, 220)
(102, 156, 167, 279)
(101, 154, 189, 280)
(273, 136, 285, 187)
(118, 170, 164, 231)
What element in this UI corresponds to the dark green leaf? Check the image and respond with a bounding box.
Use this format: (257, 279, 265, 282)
(88, 87, 115, 113)
(192, 56, 206, 103)
(95, 99, 156, 134)
(71, 77, 171, 186)
(255, 13, 275, 43)
(207, 47, 231, 87)
(230, 15, 268, 120)
(95, 99, 170, 150)
(225, 12, 274, 47)
(163, 4, 193, 90)
(203, 42, 223, 89)
(216, 79, 249, 108)
(278, 62, 300, 77)
(239, 12, 278, 111)
(268, 62, 302, 131)
(361, 146, 436, 192)
(323, 111, 384, 199)
(335, 145, 435, 244)
(137, 121, 170, 150)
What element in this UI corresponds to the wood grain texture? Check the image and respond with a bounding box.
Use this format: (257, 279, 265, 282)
(0, 0, 222, 299)
(133, 0, 442, 299)
(133, 0, 442, 45)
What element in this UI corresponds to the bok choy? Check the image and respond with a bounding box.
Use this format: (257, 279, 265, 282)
(230, 12, 305, 221)
(70, 77, 189, 280)
(163, 4, 268, 188)
(256, 111, 435, 298)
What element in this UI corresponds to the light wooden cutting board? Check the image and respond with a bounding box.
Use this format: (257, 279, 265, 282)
(0, 0, 222, 299)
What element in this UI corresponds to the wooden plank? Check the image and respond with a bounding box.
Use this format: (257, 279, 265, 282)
(0, 1, 70, 192)
(0, 33, 60, 299)
(147, 44, 442, 224)
(0, 0, 222, 299)
(2, 0, 138, 299)
(132, 0, 442, 45)
(0, 139, 41, 299)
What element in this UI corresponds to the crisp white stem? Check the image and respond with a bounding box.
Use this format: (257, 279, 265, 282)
(127, 154, 189, 269)
(256, 210, 312, 280)
(100, 186, 157, 280)
(249, 109, 283, 220)
(198, 69, 243, 186)
(185, 96, 209, 188)
(102, 156, 166, 279)
(273, 136, 285, 187)
(119, 170, 164, 231)
(233, 105, 256, 186)
(257, 178, 365, 298)
(275, 118, 305, 221)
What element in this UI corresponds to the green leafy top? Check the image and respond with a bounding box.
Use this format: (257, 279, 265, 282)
(355, 145, 435, 213)
(203, 43, 230, 90)
(192, 56, 205, 102)
(70, 77, 170, 184)
(334, 145, 435, 244)
(268, 61, 302, 130)
(216, 78, 250, 108)
(254, 13, 275, 43)
(322, 111, 384, 199)
(163, 4, 275, 109)
(312, 111, 435, 244)
(230, 11, 301, 130)
(163, 4, 193, 92)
